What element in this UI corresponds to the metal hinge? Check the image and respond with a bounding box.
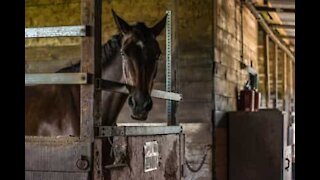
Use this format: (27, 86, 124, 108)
(95, 78, 101, 90)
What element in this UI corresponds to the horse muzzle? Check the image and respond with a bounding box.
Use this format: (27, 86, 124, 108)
(130, 113, 148, 121)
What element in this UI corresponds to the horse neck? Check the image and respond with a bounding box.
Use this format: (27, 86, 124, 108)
(101, 52, 128, 126)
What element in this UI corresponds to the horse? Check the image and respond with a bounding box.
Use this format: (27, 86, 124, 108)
(25, 10, 167, 136)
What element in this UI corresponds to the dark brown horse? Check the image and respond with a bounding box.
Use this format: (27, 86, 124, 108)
(25, 10, 167, 136)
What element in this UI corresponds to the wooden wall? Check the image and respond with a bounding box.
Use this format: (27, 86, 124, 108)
(25, 0, 213, 179)
(25, 1, 295, 180)
(214, 0, 258, 179)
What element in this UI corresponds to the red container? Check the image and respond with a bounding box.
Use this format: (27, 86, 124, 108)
(239, 90, 255, 111)
(254, 91, 261, 111)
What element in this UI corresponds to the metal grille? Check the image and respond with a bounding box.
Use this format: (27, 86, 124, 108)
(144, 141, 159, 172)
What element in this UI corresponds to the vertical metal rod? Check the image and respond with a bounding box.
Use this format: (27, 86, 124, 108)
(166, 10, 174, 125)
(265, 34, 270, 108)
(274, 45, 278, 108)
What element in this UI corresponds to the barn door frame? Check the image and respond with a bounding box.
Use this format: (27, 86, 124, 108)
(25, 1, 183, 179)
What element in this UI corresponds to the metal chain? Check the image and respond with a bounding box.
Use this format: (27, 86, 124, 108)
(185, 145, 212, 173)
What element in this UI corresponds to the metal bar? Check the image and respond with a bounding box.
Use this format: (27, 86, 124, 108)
(244, 0, 295, 61)
(166, 10, 175, 125)
(274, 45, 278, 108)
(25, 73, 89, 85)
(151, 89, 182, 101)
(255, 5, 295, 13)
(25, 136, 80, 143)
(25, 25, 88, 38)
(265, 34, 271, 108)
(98, 79, 182, 101)
(97, 126, 183, 137)
(268, 23, 295, 29)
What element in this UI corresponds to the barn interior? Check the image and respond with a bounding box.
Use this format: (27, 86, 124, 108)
(25, 0, 295, 179)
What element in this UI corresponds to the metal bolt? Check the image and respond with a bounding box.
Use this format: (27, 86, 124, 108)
(76, 155, 89, 170)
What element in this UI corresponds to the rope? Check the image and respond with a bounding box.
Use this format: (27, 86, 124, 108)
(185, 145, 212, 173)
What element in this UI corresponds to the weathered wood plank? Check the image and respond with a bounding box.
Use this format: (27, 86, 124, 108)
(179, 66, 213, 82)
(215, 95, 237, 112)
(274, 44, 278, 108)
(80, 2, 102, 180)
(265, 34, 271, 108)
(283, 53, 287, 111)
(214, 77, 239, 98)
(25, 59, 80, 73)
(25, 141, 91, 172)
(25, 46, 80, 62)
(109, 135, 181, 180)
(25, 171, 89, 180)
(25, 25, 88, 38)
(177, 102, 212, 123)
(80, 0, 101, 140)
(179, 123, 212, 179)
(180, 81, 212, 101)
(25, 73, 88, 85)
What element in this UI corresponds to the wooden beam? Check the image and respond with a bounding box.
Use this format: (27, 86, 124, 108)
(80, 0, 101, 140)
(289, 59, 293, 111)
(265, 34, 271, 108)
(80, 1, 102, 180)
(268, 23, 295, 29)
(273, 45, 278, 108)
(244, 1, 295, 61)
(283, 53, 287, 111)
(279, 35, 295, 39)
(292, 62, 295, 111)
(255, 5, 295, 13)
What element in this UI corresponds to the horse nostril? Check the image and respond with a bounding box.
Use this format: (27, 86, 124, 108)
(128, 96, 136, 108)
(144, 96, 153, 111)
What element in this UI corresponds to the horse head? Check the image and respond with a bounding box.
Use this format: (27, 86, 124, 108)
(111, 10, 167, 120)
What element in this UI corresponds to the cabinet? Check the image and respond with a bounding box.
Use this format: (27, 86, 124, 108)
(228, 109, 292, 180)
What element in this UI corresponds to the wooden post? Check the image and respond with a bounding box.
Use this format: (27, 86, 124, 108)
(264, 34, 270, 108)
(283, 53, 287, 111)
(80, 0, 102, 140)
(81, 0, 102, 180)
(292, 62, 295, 112)
(274, 45, 278, 108)
(289, 59, 293, 112)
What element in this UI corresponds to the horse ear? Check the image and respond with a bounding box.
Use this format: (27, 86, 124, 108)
(111, 9, 131, 34)
(150, 14, 167, 37)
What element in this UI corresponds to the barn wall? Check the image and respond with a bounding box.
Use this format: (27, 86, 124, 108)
(25, 1, 281, 180)
(214, 0, 258, 179)
(25, 0, 213, 179)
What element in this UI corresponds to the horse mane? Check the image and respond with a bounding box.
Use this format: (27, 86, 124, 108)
(101, 34, 123, 66)
(56, 22, 152, 73)
(56, 34, 123, 73)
